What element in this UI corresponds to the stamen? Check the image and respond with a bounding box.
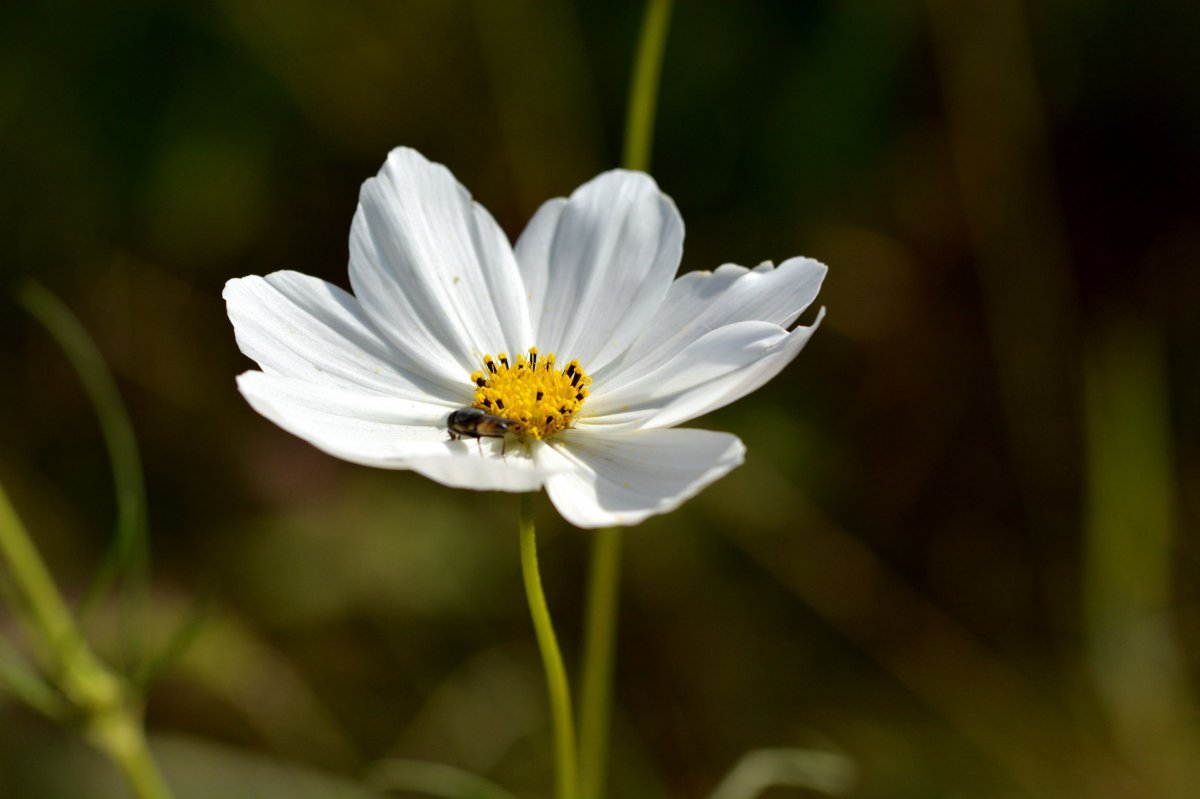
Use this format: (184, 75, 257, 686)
(469, 347, 592, 440)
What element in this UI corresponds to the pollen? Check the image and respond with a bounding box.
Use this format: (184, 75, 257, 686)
(470, 347, 591, 440)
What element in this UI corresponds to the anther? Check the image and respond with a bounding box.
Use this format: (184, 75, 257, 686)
(465, 348, 589, 440)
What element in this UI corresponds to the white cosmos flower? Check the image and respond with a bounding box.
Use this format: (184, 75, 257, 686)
(225, 148, 825, 528)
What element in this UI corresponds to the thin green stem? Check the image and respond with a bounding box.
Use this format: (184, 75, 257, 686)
(577, 4, 674, 798)
(0, 483, 79, 651)
(578, 528, 622, 799)
(621, 0, 674, 173)
(90, 710, 174, 799)
(0, 482, 173, 799)
(518, 494, 577, 799)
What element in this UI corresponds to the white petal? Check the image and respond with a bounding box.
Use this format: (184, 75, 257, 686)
(349, 148, 533, 385)
(595, 257, 827, 391)
(583, 313, 824, 430)
(406, 447, 548, 493)
(541, 427, 745, 528)
(514, 170, 683, 371)
(224, 272, 462, 402)
(237, 371, 549, 491)
(512, 197, 567, 332)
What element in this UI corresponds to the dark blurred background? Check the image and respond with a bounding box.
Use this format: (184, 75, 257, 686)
(1, 1, 1198, 797)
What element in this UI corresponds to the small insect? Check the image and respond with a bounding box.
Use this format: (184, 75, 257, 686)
(447, 407, 518, 453)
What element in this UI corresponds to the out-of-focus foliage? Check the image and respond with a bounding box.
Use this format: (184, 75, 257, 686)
(1, 1, 1198, 797)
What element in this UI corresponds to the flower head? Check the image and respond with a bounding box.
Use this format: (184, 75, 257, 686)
(225, 148, 825, 528)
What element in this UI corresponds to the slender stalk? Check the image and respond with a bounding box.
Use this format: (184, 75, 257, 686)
(0, 484, 79, 652)
(90, 709, 175, 799)
(578, 528, 622, 799)
(0, 482, 173, 799)
(519, 493, 577, 799)
(578, 4, 674, 798)
(621, 0, 674, 173)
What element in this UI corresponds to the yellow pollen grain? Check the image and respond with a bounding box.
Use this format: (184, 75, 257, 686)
(471, 347, 591, 440)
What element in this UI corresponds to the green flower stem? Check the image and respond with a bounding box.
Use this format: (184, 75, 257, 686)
(90, 709, 175, 799)
(0, 482, 173, 799)
(621, 0, 674, 173)
(0, 484, 79, 655)
(519, 493, 578, 799)
(578, 528, 622, 799)
(577, 3, 674, 798)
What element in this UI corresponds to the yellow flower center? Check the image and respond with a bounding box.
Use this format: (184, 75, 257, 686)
(470, 347, 591, 440)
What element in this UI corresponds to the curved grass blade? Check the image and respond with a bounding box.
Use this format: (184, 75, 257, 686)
(132, 580, 218, 692)
(367, 759, 523, 799)
(16, 280, 149, 622)
(0, 634, 68, 719)
(707, 748, 856, 799)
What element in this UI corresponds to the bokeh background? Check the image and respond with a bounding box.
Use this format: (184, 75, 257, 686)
(2, 1, 1198, 797)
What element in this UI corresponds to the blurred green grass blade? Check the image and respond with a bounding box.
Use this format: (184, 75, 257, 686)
(0, 570, 36, 644)
(1083, 319, 1198, 784)
(133, 582, 218, 692)
(367, 759, 523, 799)
(707, 749, 856, 799)
(0, 635, 68, 719)
(0, 503, 68, 672)
(16, 280, 149, 617)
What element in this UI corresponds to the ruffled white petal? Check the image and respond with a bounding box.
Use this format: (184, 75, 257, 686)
(349, 148, 533, 384)
(540, 427, 745, 528)
(594, 257, 827, 391)
(583, 312, 824, 430)
(514, 170, 683, 371)
(224, 272, 463, 403)
(237, 372, 550, 491)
